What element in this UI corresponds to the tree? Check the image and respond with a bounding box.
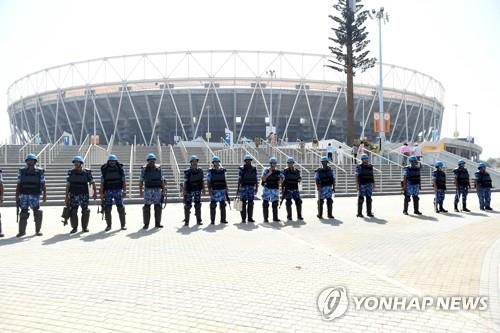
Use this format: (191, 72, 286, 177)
(328, 0, 376, 146)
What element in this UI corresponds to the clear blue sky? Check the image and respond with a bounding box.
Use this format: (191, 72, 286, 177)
(1, 0, 499, 158)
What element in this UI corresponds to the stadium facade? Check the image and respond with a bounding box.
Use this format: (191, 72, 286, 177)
(6, 50, 445, 145)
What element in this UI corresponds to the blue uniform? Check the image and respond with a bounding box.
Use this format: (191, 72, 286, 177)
(261, 168, 282, 202)
(355, 163, 375, 216)
(403, 166, 420, 197)
(207, 168, 227, 203)
(17, 167, 45, 210)
(66, 169, 94, 209)
(475, 171, 492, 210)
(432, 170, 446, 206)
(183, 167, 204, 224)
(238, 164, 258, 222)
(315, 167, 335, 200)
(140, 166, 164, 205)
(453, 167, 470, 207)
(101, 167, 126, 208)
(355, 164, 374, 197)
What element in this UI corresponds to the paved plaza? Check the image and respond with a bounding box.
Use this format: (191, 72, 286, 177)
(0, 193, 499, 332)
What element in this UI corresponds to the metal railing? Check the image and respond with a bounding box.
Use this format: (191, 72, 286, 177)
(306, 147, 350, 194)
(169, 144, 182, 196)
(83, 144, 108, 171)
(35, 143, 52, 169)
(78, 134, 90, 154)
(178, 140, 188, 162)
(157, 135, 163, 165)
(201, 138, 215, 167)
(0, 144, 7, 164)
(107, 134, 115, 154)
(386, 148, 434, 184)
(128, 143, 135, 198)
(18, 133, 41, 162)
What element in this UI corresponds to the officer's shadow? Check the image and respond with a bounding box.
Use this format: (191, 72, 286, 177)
(360, 217, 388, 224)
(81, 229, 121, 242)
(42, 232, 80, 246)
(282, 219, 307, 228)
(441, 212, 464, 218)
(176, 224, 202, 235)
(127, 228, 161, 239)
(203, 223, 227, 233)
(320, 218, 343, 227)
(463, 211, 488, 217)
(410, 214, 438, 222)
(0, 235, 36, 246)
(235, 222, 258, 231)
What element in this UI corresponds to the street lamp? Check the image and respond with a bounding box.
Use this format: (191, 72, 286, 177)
(452, 103, 459, 138)
(369, 7, 389, 149)
(466, 111, 472, 160)
(266, 69, 276, 134)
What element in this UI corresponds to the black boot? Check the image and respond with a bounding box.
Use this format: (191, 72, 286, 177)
(104, 206, 112, 231)
(403, 196, 409, 215)
(0, 215, 3, 237)
(17, 210, 29, 237)
(184, 205, 191, 226)
(154, 204, 163, 228)
(194, 202, 202, 225)
(462, 202, 471, 212)
(357, 197, 364, 217)
(143, 204, 151, 229)
(317, 199, 324, 219)
(240, 200, 247, 223)
(439, 203, 448, 213)
(263, 201, 269, 223)
(220, 202, 228, 224)
(413, 197, 422, 215)
(272, 201, 280, 222)
(247, 201, 255, 222)
(69, 208, 78, 234)
(34, 209, 43, 236)
(454, 200, 459, 212)
(17, 209, 29, 238)
(327, 198, 334, 218)
(286, 201, 293, 220)
(210, 202, 217, 224)
(434, 200, 440, 213)
(296, 200, 303, 220)
(366, 197, 374, 217)
(117, 205, 127, 230)
(81, 208, 90, 232)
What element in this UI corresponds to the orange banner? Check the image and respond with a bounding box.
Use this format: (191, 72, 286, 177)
(373, 112, 390, 133)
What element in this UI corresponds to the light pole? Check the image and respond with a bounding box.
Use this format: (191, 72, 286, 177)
(466, 111, 472, 159)
(453, 103, 459, 138)
(369, 7, 389, 149)
(207, 105, 211, 143)
(266, 70, 276, 135)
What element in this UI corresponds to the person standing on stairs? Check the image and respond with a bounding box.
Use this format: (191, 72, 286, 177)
(432, 161, 448, 213)
(453, 160, 471, 212)
(206, 155, 229, 225)
(402, 156, 422, 215)
(139, 153, 165, 230)
(261, 157, 283, 222)
(237, 155, 258, 223)
(183, 155, 205, 226)
(100, 154, 127, 231)
(355, 153, 375, 218)
(315, 156, 335, 219)
(15, 153, 47, 238)
(66, 155, 96, 234)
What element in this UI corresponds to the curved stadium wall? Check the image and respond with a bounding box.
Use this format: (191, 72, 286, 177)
(7, 50, 445, 146)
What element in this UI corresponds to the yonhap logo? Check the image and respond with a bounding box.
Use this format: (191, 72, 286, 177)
(317, 286, 349, 321)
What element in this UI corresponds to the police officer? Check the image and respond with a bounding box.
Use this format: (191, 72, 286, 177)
(237, 155, 258, 223)
(283, 157, 303, 221)
(66, 155, 96, 234)
(207, 155, 229, 225)
(139, 153, 165, 229)
(0, 169, 4, 237)
(100, 154, 127, 231)
(355, 153, 375, 217)
(183, 155, 204, 226)
(475, 162, 493, 211)
(315, 156, 335, 219)
(403, 155, 422, 215)
(453, 160, 471, 212)
(261, 157, 283, 222)
(432, 161, 448, 213)
(15, 153, 47, 237)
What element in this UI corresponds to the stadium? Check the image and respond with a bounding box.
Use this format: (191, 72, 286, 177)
(6, 50, 444, 146)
